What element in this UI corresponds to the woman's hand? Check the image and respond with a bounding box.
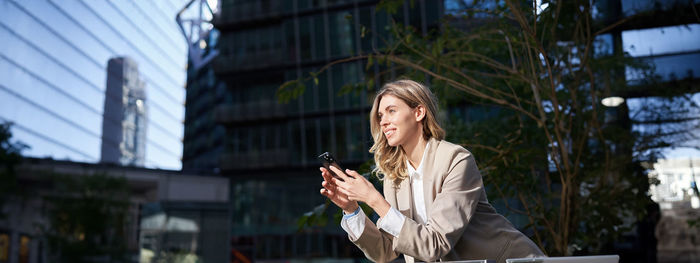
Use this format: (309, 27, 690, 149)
(328, 166, 391, 218)
(320, 167, 359, 214)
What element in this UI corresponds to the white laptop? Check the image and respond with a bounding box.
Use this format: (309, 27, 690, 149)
(506, 255, 619, 263)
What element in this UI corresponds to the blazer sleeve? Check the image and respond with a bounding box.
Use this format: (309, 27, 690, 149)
(393, 154, 483, 262)
(351, 216, 400, 263)
(350, 175, 402, 263)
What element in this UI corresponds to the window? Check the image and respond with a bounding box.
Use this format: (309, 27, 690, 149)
(317, 69, 330, 111)
(19, 235, 29, 263)
(305, 119, 320, 162)
(299, 17, 313, 60)
(289, 120, 302, 163)
(349, 114, 368, 160)
(319, 116, 333, 156)
(314, 15, 328, 59)
(0, 232, 8, 263)
(335, 116, 349, 160)
(358, 7, 373, 53)
(329, 11, 355, 57)
(622, 24, 700, 81)
(284, 21, 297, 62)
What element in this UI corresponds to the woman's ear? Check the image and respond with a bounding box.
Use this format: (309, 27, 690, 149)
(415, 105, 426, 122)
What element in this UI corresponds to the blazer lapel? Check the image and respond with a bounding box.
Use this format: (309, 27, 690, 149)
(422, 137, 440, 219)
(396, 175, 413, 218)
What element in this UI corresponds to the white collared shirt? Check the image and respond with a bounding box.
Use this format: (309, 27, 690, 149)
(340, 142, 430, 240)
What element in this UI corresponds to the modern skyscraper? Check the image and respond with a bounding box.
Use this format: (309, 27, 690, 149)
(101, 57, 148, 167)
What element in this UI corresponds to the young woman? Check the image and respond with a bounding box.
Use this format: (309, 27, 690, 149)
(319, 80, 544, 263)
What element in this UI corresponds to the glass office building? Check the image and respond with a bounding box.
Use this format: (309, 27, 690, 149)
(182, 29, 228, 173)
(0, 0, 188, 170)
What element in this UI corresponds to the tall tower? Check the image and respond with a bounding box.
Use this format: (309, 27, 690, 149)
(101, 57, 148, 167)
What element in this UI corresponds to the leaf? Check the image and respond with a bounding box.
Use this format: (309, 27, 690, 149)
(297, 202, 329, 231)
(366, 55, 374, 71)
(376, 0, 404, 14)
(339, 84, 355, 96)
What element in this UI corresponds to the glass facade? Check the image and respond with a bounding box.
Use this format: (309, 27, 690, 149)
(182, 41, 229, 172)
(0, 0, 187, 169)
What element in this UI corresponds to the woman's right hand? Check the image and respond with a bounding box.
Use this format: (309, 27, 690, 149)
(320, 167, 359, 214)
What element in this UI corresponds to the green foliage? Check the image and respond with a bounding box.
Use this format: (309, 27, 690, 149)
(276, 80, 307, 104)
(41, 172, 131, 263)
(0, 122, 27, 219)
(376, 0, 411, 15)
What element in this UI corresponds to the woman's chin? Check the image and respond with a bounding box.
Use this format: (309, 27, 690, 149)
(386, 138, 399, 147)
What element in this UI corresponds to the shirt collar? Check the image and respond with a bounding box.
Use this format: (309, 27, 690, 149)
(407, 141, 430, 178)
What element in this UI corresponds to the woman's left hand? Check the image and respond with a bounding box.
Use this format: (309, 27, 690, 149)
(329, 166, 391, 217)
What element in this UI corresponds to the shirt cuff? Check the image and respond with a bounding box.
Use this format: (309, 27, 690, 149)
(340, 207, 366, 241)
(376, 206, 406, 238)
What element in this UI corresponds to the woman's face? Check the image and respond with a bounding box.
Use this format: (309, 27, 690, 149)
(377, 94, 423, 147)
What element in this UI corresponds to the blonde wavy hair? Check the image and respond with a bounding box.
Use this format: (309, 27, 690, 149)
(369, 79, 445, 186)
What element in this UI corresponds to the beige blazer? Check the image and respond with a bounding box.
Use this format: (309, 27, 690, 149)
(351, 138, 544, 263)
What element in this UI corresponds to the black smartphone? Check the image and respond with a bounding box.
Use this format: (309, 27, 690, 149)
(318, 152, 348, 181)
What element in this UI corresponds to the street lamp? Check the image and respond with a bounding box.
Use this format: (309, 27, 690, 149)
(602, 96, 625, 107)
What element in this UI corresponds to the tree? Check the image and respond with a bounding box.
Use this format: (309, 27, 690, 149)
(284, 0, 699, 256)
(41, 172, 131, 263)
(0, 122, 27, 220)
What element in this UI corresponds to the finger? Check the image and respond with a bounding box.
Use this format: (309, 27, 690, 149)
(345, 169, 363, 180)
(329, 166, 351, 181)
(322, 187, 350, 204)
(332, 177, 349, 189)
(334, 184, 353, 197)
(320, 169, 336, 184)
(321, 181, 338, 195)
(322, 181, 336, 191)
(321, 188, 338, 198)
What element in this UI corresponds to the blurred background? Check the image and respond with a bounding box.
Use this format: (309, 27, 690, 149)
(0, 0, 698, 263)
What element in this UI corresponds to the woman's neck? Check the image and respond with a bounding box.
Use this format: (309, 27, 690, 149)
(402, 134, 428, 169)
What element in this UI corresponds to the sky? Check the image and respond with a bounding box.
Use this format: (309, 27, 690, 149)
(0, 0, 197, 170)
